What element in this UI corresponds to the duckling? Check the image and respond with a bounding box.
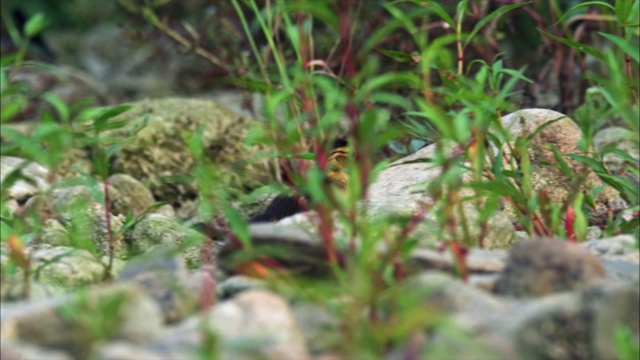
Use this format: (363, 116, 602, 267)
(251, 139, 349, 222)
(327, 139, 349, 191)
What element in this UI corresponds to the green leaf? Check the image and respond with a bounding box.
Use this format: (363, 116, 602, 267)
(41, 92, 70, 123)
(93, 105, 133, 133)
(540, 30, 606, 61)
(24, 13, 50, 38)
(223, 205, 251, 248)
(360, 72, 421, 93)
(0, 67, 6, 93)
(569, 154, 609, 173)
(615, 324, 640, 360)
(547, 144, 574, 178)
(609, 148, 639, 164)
(466, 180, 521, 201)
(598, 32, 640, 63)
(599, 172, 637, 194)
(556, 1, 616, 25)
(1, 96, 26, 122)
(0, 220, 13, 241)
(420, 1, 455, 27)
(281, 1, 339, 28)
(515, 138, 533, 196)
(465, 2, 530, 46)
(573, 193, 588, 242)
(500, 68, 534, 84)
(122, 202, 170, 232)
(375, 48, 415, 63)
(615, 0, 635, 24)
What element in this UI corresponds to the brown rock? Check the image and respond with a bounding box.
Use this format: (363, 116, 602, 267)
(499, 109, 622, 221)
(495, 238, 607, 297)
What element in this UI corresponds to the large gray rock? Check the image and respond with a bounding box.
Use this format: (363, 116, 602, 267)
(136, 290, 310, 360)
(407, 272, 639, 360)
(1, 244, 124, 293)
(0, 156, 51, 215)
(366, 109, 625, 250)
(103, 98, 273, 205)
(125, 214, 209, 265)
(593, 126, 639, 179)
(107, 173, 157, 217)
(0, 340, 73, 360)
(582, 235, 639, 263)
(0, 283, 163, 359)
(495, 238, 607, 297)
(28, 245, 124, 290)
(45, 186, 129, 259)
(117, 247, 196, 324)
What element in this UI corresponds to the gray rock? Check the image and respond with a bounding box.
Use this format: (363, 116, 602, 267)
(495, 238, 606, 297)
(29, 245, 124, 290)
(117, 247, 196, 324)
(107, 173, 157, 217)
(0, 283, 163, 359)
(94, 341, 165, 360)
(600, 259, 640, 282)
(404, 272, 503, 313)
(0, 277, 63, 302)
(417, 275, 639, 360)
(139, 290, 310, 360)
(581, 234, 639, 263)
(585, 225, 603, 240)
(0, 156, 51, 215)
(217, 275, 266, 299)
(409, 247, 506, 274)
(49, 187, 128, 259)
(209, 290, 310, 360)
(125, 214, 209, 265)
(291, 303, 341, 356)
(38, 219, 71, 246)
(0, 340, 73, 360)
(366, 134, 516, 250)
(103, 98, 273, 206)
(0, 156, 51, 198)
(368, 109, 623, 245)
(593, 126, 639, 179)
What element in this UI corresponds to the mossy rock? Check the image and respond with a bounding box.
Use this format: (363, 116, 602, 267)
(104, 98, 272, 206)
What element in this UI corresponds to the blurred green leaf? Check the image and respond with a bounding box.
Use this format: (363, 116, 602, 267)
(569, 154, 609, 173)
(0, 220, 12, 241)
(556, 1, 616, 25)
(573, 193, 588, 242)
(282, 1, 339, 28)
(421, 0, 455, 27)
(615, 0, 635, 24)
(540, 30, 606, 61)
(608, 148, 640, 164)
(465, 2, 530, 47)
(41, 92, 70, 123)
(598, 32, 640, 63)
(375, 48, 415, 63)
(466, 180, 522, 201)
(1, 96, 26, 122)
(223, 205, 251, 248)
(615, 323, 640, 360)
(24, 13, 50, 38)
(92, 105, 133, 133)
(0, 68, 6, 93)
(547, 144, 575, 178)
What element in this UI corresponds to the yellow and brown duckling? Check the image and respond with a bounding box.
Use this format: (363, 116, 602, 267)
(251, 138, 349, 222)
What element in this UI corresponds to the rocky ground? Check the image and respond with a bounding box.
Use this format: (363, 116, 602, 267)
(1, 97, 639, 359)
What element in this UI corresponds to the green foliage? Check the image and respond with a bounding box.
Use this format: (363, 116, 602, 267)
(615, 324, 640, 360)
(1, 1, 638, 358)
